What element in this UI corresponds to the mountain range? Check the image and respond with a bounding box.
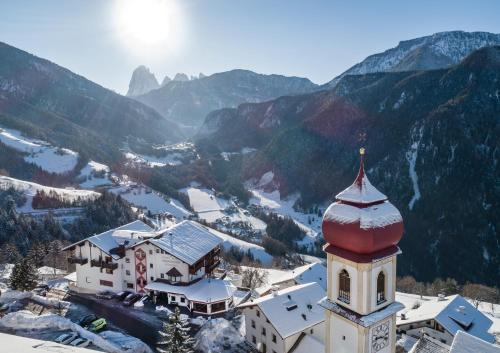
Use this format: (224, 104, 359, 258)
(197, 45, 500, 286)
(129, 69, 318, 131)
(324, 30, 500, 88)
(0, 42, 183, 163)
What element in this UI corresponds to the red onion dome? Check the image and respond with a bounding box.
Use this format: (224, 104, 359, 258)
(322, 148, 403, 254)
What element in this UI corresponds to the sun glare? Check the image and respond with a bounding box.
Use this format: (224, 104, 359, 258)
(113, 0, 183, 51)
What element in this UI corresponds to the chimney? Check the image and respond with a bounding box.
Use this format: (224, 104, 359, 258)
(457, 305, 466, 313)
(271, 286, 279, 297)
(437, 293, 446, 301)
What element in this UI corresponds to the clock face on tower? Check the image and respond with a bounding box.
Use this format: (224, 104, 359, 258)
(371, 321, 390, 352)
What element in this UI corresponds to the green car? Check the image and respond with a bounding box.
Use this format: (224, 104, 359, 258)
(87, 318, 107, 332)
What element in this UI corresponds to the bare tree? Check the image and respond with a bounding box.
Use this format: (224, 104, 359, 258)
(241, 267, 268, 290)
(462, 283, 499, 308)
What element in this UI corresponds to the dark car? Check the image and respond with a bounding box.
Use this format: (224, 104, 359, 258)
(122, 293, 141, 306)
(96, 290, 115, 299)
(115, 291, 132, 301)
(77, 314, 98, 327)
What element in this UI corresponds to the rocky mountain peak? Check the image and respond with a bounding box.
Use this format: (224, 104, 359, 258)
(161, 75, 171, 87)
(126, 65, 160, 96)
(173, 73, 190, 82)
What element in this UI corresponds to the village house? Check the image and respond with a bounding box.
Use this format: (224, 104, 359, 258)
(396, 294, 495, 345)
(239, 282, 326, 353)
(63, 219, 241, 314)
(408, 330, 500, 353)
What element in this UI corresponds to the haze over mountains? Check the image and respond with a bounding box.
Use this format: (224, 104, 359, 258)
(127, 68, 318, 131)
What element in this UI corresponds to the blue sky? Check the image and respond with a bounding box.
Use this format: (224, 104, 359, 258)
(1, 0, 499, 94)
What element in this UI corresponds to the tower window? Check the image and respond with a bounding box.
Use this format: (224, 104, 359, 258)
(377, 271, 386, 304)
(338, 269, 350, 304)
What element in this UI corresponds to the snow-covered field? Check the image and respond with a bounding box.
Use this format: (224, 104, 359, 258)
(109, 184, 190, 219)
(181, 186, 266, 233)
(0, 127, 78, 174)
(124, 142, 197, 167)
(0, 176, 100, 212)
(196, 316, 246, 353)
(78, 160, 112, 189)
(247, 172, 323, 248)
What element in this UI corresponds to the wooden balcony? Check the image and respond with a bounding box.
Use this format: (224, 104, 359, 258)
(68, 256, 88, 265)
(90, 259, 118, 270)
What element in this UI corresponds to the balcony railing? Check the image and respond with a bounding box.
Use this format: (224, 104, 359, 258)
(68, 256, 88, 265)
(90, 259, 118, 270)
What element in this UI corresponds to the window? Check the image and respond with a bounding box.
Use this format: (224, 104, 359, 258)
(256, 310, 260, 317)
(262, 327, 266, 336)
(126, 283, 134, 289)
(180, 297, 185, 303)
(262, 343, 267, 353)
(272, 334, 276, 343)
(310, 328, 314, 334)
(377, 271, 386, 304)
(125, 258, 130, 263)
(156, 249, 160, 253)
(150, 263, 153, 268)
(211, 301, 226, 313)
(150, 276, 154, 281)
(338, 269, 351, 303)
(126, 270, 131, 276)
(252, 336, 256, 344)
(105, 268, 113, 274)
(251, 320, 256, 329)
(160, 273, 164, 279)
(100, 280, 113, 287)
(149, 250, 153, 255)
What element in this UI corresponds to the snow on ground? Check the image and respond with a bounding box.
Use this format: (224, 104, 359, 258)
(406, 125, 423, 210)
(0, 127, 78, 174)
(124, 151, 183, 167)
(0, 176, 100, 212)
(0, 310, 152, 353)
(204, 226, 273, 265)
(220, 147, 257, 161)
(195, 317, 245, 353)
(247, 173, 323, 248)
(181, 186, 266, 233)
(109, 184, 190, 218)
(78, 161, 113, 189)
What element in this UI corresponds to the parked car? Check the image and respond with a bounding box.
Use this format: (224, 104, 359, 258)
(77, 314, 97, 328)
(96, 290, 115, 299)
(55, 332, 78, 344)
(70, 338, 91, 348)
(87, 318, 107, 332)
(115, 290, 131, 301)
(122, 293, 141, 306)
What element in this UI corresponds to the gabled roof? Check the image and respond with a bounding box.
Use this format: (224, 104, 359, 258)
(449, 330, 500, 353)
(409, 335, 450, 353)
(289, 333, 325, 353)
(397, 295, 495, 343)
(239, 283, 326, 338)
(62, 220, 155, 259)
(149, 221, 222, 266)
(166, 267, 182, 277)
(272, 263, 327, 291)
(145, 278, 236, 303)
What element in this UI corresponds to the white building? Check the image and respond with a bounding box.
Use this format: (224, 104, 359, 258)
(258, 263, 327, 296)
(408, 330, 500, 353)
(240, 282, 326, 353)
(63, 220, 239, 313)
(397, 294, 495, 345)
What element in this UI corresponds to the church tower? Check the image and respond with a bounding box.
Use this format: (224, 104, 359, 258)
(320, 148, 405, 353)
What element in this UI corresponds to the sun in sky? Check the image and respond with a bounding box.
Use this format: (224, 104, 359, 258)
(113, 0, 184, 54)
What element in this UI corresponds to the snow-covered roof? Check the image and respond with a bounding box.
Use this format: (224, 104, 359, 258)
(64, 272, 77, 282)
(409, 335, 450, 353)
(37, 266, 66, 275)
(323, 200, 402, 229)
(319, 297, 404, 327)
(336, 173, 388, 205)
(150, 221, 222, 266)
(62, 220, 155, 259)
(290, 333, 325, 353)
(449, 330, 500, 353)
(397, 295, 495, 343)
(272, 263, 327, 291)
(145, 278, 236, 303)
(240, 283, 326, 338)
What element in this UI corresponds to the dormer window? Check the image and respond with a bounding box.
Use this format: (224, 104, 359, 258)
(338, 269, 350, 304)
(377, 271, 386, 304)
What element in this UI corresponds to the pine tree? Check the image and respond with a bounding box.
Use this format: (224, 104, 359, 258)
(157, 307, 196, 353)
(10, 258, 38, 291)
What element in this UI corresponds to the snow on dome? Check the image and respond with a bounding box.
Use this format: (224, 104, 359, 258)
(323, 201, 402, 230)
